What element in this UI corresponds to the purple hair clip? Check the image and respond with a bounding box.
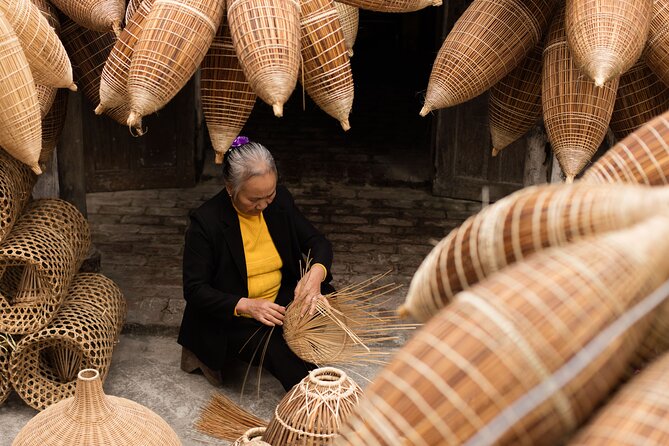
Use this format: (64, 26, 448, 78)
(230, 135, 250, 149)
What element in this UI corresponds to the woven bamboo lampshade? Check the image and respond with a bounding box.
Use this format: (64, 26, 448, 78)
(334, 2, 357, 56)
(48, 0, 124, 35)
(581, 110, 669, 186)
(0, 333, 15, 406)
(30, 0, 60, 32)
(0, 149, 36, 241)
(400, 182, 669, 322)
(12, 369, 181, 444)
(566, 0, 652, 87)
(228, 0, 300, 117)
(300, 0, 354, 131)
(125, 0, 143, 23)
(39, 88, 68, 165)
(542, 7, 619, 182)
(421, 0, 559, 115)
(333, 0, 439, 13)
(201, 21, 256, 164)
(126, 0, 225, 130)
(233, 428, 270, 446)
(264, 367, 363, 445)
(489, 41, 544, 155)
(646, 0, 669, 88)
(337, 215, 669, 446)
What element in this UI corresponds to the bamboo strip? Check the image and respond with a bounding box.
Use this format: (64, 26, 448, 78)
(333, 2, 357, 56)
(333, 0, 439, 13)
(125, 0, 143, 23)
(196, 392, 268, 441)
(48, 0, 124, 35)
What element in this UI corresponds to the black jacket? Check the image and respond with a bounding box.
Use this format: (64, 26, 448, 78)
(178, 185, 334, 370)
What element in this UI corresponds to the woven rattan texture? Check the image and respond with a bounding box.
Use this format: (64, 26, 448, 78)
(264, 367, 363, 445)
(610, 60, 669, 140)
(233, 427, 271, 445)
(0, 335, 12, 405)
(0, 149, 36, 242)
(125, 0, 143, 23)
(489, 41, 543, 154)
(337, 216, 669, 445)
(35, 83, 56, 120)
(228, 0, 300, 117)
(12, 369, 182, 444)
(402, 182, 669, 322)
(201, 20, 256, 164)
(333, 0, 439, 13)
(542, 7, 618, 182)
(9, 273, 126, 411)
(581, 110, 669, 186)
(333, 2, 357, 56)
(646, 0, 669, 88)
(39, 88, 68, 166)
(422, 0, 559, 114)
(31, 0, 61, 32)
(48, 0, 124, 33)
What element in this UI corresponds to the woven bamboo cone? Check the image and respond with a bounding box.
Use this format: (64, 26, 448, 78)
(566, 0, 652, 87)
(201, 21, 256, 164)
(489, 41, 543, 155)
(196, 393, 268, 441)
(400, 182, 669, 322)
(228, 0, 300, 117)
(127, 0, 225, 130)
(30, 0, 60, 32)
(338, 215, 669, 446)
(333, 0, 439, 13)
(542, 7, 619, 182)
(300, 0, 354, 131)
(421, 0, 559, 115)
(125, 0, 144, 23)
(334, 2, 357, 57)
(610, 59, 669, 140)
(646, 0, 669, 88)
(48, 0, 124, 35)
(39, 87, 68, 165)
(35, 83, 56, 119)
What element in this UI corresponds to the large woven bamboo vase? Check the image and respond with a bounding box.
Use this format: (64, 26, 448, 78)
(12, 369, 181, 445)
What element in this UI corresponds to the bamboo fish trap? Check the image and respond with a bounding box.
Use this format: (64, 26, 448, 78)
(0, 148, 36, 241)
(568, 351, 669, 445)
(228, 0, 300, 117)
(125, 0, 143, 23)
(197, 393, 268, 441)
(264, 367, 363, 445)
(201, 21, 256, 164)
(333, 0, 439, 13)
(35, 84, 56, 120)
(400, 182, 669, 323)
(127, 0, 225, 130)
(646, 0, 669, 88)
(420, 0, 559, 115)
(566, 0, 652, 87)
(337, 215, 669, 446)
(300, 0, 354, 131)
(48, 0, 124, 35)
(31, 0, 60, 32)
(489, 41, 544, 155)
(0, 332, 15, 405)
(233, 428, 270, 445)
(542, 7, 619, 182)
(39, 88, 68, 165)
(334, 2, 357, 56)
(610, 60, 669, 140)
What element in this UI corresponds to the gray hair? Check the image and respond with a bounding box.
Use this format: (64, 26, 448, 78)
(222, 142, 277, 197)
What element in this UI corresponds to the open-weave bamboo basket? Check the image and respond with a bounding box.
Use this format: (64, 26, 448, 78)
(300, 0, 354, 131)
(568, 351, 669, 445)
(421, 0, 559, 115)
(337, 215, 669, 446)
(0, 148, 36, 242)
(0, 333, 15, 405)
(125, 0, 143, 23)
(264, 367, 363, 445)
(233, 427, 271, 445)
(542, 6, 619, 182)
(333, 2, 357, 56)
(646, 0, 669, 88)
(127, 0, 225, 129)
(201, 20, 256, 164)
(581, 110, 669, 186)
(48, 0, 124, 34)
(333, 0, 439, 13)
(12, 369, 181, 444)
(228, 0, 300, 117)
(566, 0, 652, 87)
(489, 41, 544, 155)
(39, 88, 68, 166)
(400, 182, 669, 322)
(9, 273, 125, 411)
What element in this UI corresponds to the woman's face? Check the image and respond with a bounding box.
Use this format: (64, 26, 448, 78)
(230, 172, 277, 216)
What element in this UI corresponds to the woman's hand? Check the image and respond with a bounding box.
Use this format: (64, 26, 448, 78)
(235, 298, 286, 326)
(294, 266, 329, 317)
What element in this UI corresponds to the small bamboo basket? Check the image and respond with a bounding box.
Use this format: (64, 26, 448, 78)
(421, 0, 559, 115)
(488, 41, 544, 155)
(333, 2, 357, 56)
(201, 20, 256, 164)
(125, 0, 143, 23)
(337, 215, 669, 445)
(48, 0, 124, 35)
(566, 0, 652, 86)
(0, 332, 15, 406)
(0, 148, 36, 242)
(542, 6, 619, 182)
(233, 427, 271, 446)
(127, 0, 225, 129)
(39, 88, 68, 166)
(300, 0, 354, 131)
(264, 367, 363, 445)
(228, 0, 300, 117)
(333, 0, 439, 13)
(645, 0, 669, 88)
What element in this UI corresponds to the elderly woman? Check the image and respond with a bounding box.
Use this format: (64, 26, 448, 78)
(178, 137, 334, 391)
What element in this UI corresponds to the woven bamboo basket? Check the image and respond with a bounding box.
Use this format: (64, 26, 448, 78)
(39, 88, 68, 166)
(48, 0, 124, 34)
(337, 215, 669, 446)
(0, 11, 42, 174)
(400, 182, 669, 322)
(125, 0, 143, 23)
(30, 0, 60, 32)
(228, 0, 300, 117)
(568, 351, 669, 445)
(489, 41, 544, 155)
(542, 6, 619, 182)
(581, 110, 669, 186)
(566, 0, 652, 87)
(233, 427, 271, 445)
(12, 369, 181, 444)
(300, 0, 354, 131)
(9, 273, 125, 411)
(0, 148, 36, 241)
(264, 367, 363, 445)
(333, 0, 439, 13)
(126, 0, 225, 129)
(201, 21, 256, 164)
(0, 333, 15, 406)
(334, 2, 357, 56)
(610, 60, 669, 140)
(421, 0, 559, 115)
(646, 0, 669, 88)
